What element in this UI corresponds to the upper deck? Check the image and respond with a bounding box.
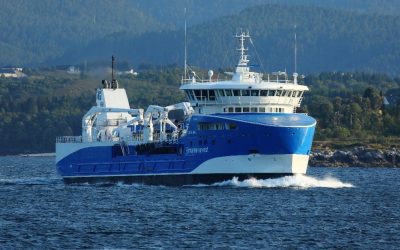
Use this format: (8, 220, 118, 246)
(180, 32, 308, 115)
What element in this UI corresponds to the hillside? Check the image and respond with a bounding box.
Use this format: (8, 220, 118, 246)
(131, 0, 400, 29)
(0, 0, 164, 66)
(0, 67, 399, 155)
(1, 0, 400, 75)
(59, 4, 400, 75)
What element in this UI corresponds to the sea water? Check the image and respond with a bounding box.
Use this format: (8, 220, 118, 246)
(0, 155, 399, 249)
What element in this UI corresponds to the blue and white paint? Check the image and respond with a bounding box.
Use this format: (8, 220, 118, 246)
(56, 32, 316, 185)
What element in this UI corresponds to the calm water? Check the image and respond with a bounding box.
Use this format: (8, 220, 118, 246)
(1, 156, 399, 249)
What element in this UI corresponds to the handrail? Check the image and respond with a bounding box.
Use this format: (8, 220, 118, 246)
(56, 136, 82, 143)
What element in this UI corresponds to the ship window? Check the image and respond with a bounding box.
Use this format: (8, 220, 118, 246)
(226, 123, 237, 130)
(276, 90, 283, 96)
(260, 90, 268, 96)
(292, 91, 297, 97)
(241, 90, 250, 96)
(282, 90, 287, 96)
(225, 89, 233, 96)
(194, 90, 201, 100)
(201, 90, 207, 100)
(259, 107, 266, 112)
(218, 90, 225, 97)
(269, 90, 276, 96)
(185, 90, 194, 100)
(198, 122, 225, 130)
(209, 90, 216, 101)
(287, 91, 292, 97)
(250, 107, 257, 112)
(243, 107, 250, 112)
(235, 107, 242, 112)
(297, 91, 303, 97)
(251, 90, 259, 96)
(228, 107, 234, 113)
(233, 90, 240, 96)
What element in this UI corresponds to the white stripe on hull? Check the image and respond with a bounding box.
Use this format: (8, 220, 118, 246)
(191, 154, 308, 174)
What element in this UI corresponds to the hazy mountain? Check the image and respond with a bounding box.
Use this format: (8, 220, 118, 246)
(59, 4, 400, 75)
(1, 0, 400, 75)
(131, 0, 400, 29)
(0, 0, 163, 66)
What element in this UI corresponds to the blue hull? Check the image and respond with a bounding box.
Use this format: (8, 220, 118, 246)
(56, 113, 316, 185)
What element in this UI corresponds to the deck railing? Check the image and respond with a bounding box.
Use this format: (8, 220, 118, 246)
(56, 136, 83, 143)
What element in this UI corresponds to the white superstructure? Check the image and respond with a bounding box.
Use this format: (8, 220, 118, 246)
(180, 31, 308, 115)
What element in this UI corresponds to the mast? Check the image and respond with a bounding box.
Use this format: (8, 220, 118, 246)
(293, 25, 298, 84)
(112, 55, 115, 82)
(235, 31, 250, 67)
(184, 8, 187, 81)
(294, 25, 297, 73)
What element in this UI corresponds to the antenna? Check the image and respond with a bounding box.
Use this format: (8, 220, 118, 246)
(293, 25, 298, 84)
(184, 8, 187, 81)
(112, 55, 115, 81)
(294, 25, 297, 73)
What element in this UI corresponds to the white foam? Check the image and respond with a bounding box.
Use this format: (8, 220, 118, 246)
(192, 175, 354, 189)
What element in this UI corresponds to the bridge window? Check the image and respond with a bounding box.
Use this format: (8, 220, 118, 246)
(250, 107, 257, 112)
(268, 90, 276, 96)
(259, 107, 266, 112)
(282, 90, 287, 96)
(297, 91, 303, 97)
(243, 107, 250, 112)
(292, 91, 297, 97)
(251, 90, 259, 96)
(235, 107, 242, 112)
(225, 90, 233, 96)
(276, 90, 283, 97)
(194, 90, 201, 100)
(209, 90, 216, 101)
(185, 90, 195, 100)
(228, 107, 234, 113)
(241, 90, 250, 96)
(233, 90, 240, 96)
(218, 90, 225, 97)
(260, 90, 268, 96)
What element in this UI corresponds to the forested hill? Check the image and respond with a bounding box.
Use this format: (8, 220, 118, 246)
(2, 1, 400, 75)
(0, 68, 399, 155)
(61, 4, 400, 75)
(131, 0, 400, 29)
(0, 0, 164, 66)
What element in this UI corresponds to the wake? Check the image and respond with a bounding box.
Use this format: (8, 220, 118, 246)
(191, 175, 354, 189)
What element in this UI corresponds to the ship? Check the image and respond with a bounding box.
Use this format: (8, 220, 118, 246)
(56, 32, 316, 185)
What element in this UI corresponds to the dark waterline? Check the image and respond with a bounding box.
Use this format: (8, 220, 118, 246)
(1, 156, 399, 249)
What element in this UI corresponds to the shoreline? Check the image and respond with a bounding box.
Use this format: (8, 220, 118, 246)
(309, 146, 400, 168)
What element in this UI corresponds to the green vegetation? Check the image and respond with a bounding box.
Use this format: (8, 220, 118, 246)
(2, 1, 400, 75)
(0, 67, 185, 154)
(0, 67, 399, 155)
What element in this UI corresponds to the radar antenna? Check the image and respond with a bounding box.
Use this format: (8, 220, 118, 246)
(235, 31, 250, 67)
